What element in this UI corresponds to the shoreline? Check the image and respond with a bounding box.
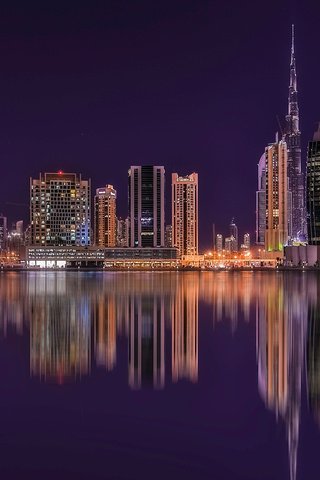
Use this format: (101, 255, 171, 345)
(1, 266, 319, 273)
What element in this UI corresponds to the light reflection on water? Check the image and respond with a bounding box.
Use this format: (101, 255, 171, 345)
(0, 271, 319, 480)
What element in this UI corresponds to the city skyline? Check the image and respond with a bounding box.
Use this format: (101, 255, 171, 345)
(1, 2, 320, 248)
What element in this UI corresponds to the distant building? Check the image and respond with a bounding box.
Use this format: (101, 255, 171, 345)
(229, 218, 238, 251)
(0, 215, 7, 251)
(128, 166, 165, 248)
(94, 185, 117, 247)
(216, 234, 223, 253)
(265, 138, 289, 252)
(307, 125, 320, 245)
(225, 237, 232, 252)
(165, 224, 172, 247)
(256, 153, 266, 245)
(172, 172, 198, 256)
(116, 217, 129, 247)
(30, 171, 91, 246)
(244, 233, 250, 249)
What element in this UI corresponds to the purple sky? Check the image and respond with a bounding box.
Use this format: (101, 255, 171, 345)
(1, 0, 320, 248)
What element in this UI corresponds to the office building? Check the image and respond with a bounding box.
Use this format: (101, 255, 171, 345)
(283, 25, 305, 242)
(128, 166, 165, 248)
(0, 215, 7, 251)
(256, 153, 266, 245)
(265, 138, 288, 251)
(94, 185, 117, 247)
(172, 172, 198, 256)
(306, 125, 320, 245)
(116, 217, 129, 247)
(229, 218, 238, 251)
(216, 234, 223, 253)
(165, 224, 172, 247)
(244, 233, 250, 249)
(30, 171, 91, 246)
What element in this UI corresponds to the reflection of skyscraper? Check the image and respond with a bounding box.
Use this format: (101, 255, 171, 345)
(306, 126, 320, 245)
(94, 295, 117, 371)
(128, 295, 165, 389)
(172, 275, 198, 382)
(256, 275, 306, 480)
(29, 275, 91, 383)
(307, 287, 320, 425)
(128, 166, 165, 248)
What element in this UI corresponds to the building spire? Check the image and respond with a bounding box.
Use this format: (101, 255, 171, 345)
(291, 24, 295, 59)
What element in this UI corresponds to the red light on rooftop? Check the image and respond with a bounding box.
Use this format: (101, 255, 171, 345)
(58, 170, 63, 175)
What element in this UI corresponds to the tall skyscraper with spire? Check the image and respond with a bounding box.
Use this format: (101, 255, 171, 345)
(283, 25, 305, 241)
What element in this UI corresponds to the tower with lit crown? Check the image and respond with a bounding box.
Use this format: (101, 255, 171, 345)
(283, 25, 305, 241)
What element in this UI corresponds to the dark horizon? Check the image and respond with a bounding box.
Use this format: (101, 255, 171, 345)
(1, 0, 320, 248)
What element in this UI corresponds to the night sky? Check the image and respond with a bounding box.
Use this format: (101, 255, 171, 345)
(1, 0, 320, 248)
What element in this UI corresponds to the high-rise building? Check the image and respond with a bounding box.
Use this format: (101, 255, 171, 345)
(30, 171, 91, 246)
(172, 172, 198, 256)
(256, 153, 266, 245)
(216, 234, 223, 253)
(0, 214, 7, 251)
(94, 185, 117, 247)
(283, 25, 305, 241)
(128, 166, 165, 248)
(229, 218, 238, 251)
(244, 233, 250, 249)
(265, 138, 289, 251)
(165, 224, 172, 247)
(116, 217, 129, 247)
(306, 126, 320, 245)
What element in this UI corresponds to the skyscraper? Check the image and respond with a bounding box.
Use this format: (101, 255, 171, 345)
(229, 218, 238, 251)
(283, 25, 305, 241)
(172, 172, 198, 256)
(116, 217, 129, 247)
(244, 233, 250, 249)
(306, 125, 320, 245)
(30, 171, 91, 246)
(256, 153, 266, 245)
(128, 166, 165, 248)
(265, 138, 288, 251)
(94, 185, 117, 247)
(0, 214, 7, 251)
(216, 234, 223, 253)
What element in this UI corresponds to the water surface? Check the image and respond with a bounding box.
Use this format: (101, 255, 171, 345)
(0, 271, 319, 480)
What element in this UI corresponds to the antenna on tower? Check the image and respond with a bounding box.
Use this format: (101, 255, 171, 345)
(291, 24, 295, 54)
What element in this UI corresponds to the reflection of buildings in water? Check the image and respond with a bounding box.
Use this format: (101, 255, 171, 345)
(128, 295, 165, 390)
(199, 273, 254, 329)
(256, 275, 307, 480)
(172, 275, 198, 383)
(307, 296, 320, 426)
(0, 274, 28, 335)
(94, 295, 116, 371)
(29, 274, 91, 383)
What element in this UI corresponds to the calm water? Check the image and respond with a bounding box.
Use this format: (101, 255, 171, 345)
(0, 271, 319, 480)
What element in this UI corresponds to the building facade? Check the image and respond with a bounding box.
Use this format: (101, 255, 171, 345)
(128, 166, 165, 248)
(229, 218, 238, 251)
(256, 153, 266, 245)
(283, 25, 305, 241)
(0, 215, 7, 251)
(306, 126, 320, 245)
(216, 234, 223, 253)
(30, 171, 91, 246)
(116, 217, 129, 247)
(265, 139, 288, 252)
(94, 185, 117, 247)
(172, 172, 198, 256)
